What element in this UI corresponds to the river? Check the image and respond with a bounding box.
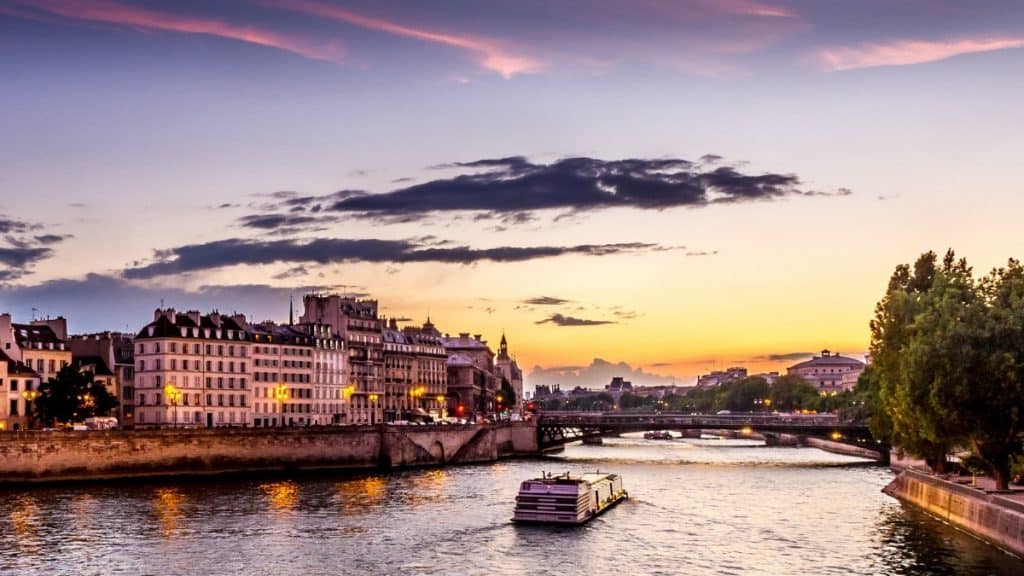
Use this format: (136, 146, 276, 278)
(2, 434, 1022, 575)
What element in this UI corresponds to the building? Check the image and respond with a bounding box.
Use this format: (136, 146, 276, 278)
(134, 309, 253, 428)
(0, 314, 73, 384)
(247, 321, 317, 427)
(300, 294, 384, 424)
(494, 333, 524, 408)
(0, 349, 42, 431)
(696, 367, 748, 388)
(443, 332, 498, 420)
(382, 318, 448, 422)
(297, 322, 347, 426)
(787, 349, 866, 394)
(69, 332, 135, 427)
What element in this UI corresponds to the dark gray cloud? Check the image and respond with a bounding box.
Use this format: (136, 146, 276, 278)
(0, 215, 69, 282)
(245, 156, 847, 226)
(122, 237, 662, 279)
(523, 296, 571, 306)
(535, 313, 615, 327)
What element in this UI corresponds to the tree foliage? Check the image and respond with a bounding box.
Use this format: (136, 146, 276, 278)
(33, 365, 118, 427)
(871, 250, 1024, 488)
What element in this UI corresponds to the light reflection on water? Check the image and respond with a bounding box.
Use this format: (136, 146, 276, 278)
(1, 436, 1022, 575)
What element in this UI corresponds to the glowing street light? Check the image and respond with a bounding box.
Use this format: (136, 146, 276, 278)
(21, 389, 40, 429)
(273, 384, 289, 427)
(368, 393, 379, 425)
(164, 384, 182, 428)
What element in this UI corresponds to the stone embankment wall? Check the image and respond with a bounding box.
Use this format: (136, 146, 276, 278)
(0, 422, 538, 484)
(884, 469, 1024, 558)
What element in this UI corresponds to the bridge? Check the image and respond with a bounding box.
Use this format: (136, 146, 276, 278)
(536, 411, 888, 462)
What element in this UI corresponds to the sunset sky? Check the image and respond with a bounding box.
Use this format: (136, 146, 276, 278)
(2, 0, 1023, 389)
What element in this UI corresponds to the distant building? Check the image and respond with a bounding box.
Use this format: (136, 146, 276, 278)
(134, 309, 252, 428)
(494, 333, 523, 407)
(696, 367, 747, 388)
(606, 377, 633, 394)
(443, 332, 498, 420)
(247, 321, 318, 427)
(69, 332, 135, 427)
(0, 349, 41, 431)
(0, 313, 72, 385)
(300, 294, 384, 425)
(787, 349, 865, 394)
(382, 318, 447, 422)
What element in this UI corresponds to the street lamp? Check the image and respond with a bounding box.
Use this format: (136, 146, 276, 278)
(368, 393, 379, 425)
(273, 384, 289, 427)
(435, 394, 445, 418)
(21, 389, 40, 429)
(496, 393, 504, 420)
(164, 384, 181, 428)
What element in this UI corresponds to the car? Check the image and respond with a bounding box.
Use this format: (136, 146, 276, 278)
(716, 410, 732, 415)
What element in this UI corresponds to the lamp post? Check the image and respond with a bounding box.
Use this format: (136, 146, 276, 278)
(435, 394, 446, 419)
(21, 389, 40, 430)
(368, 393, 379, 425)
(164, 384, 181, 428)
(496, 393, 504, 421)
(273, 384, 289, 427)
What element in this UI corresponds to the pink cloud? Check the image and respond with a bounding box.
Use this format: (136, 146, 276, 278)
(705, 0, 798, 19)
(12, 0, 342, 61)
(270, 0, 540, 78)
(821, 36, 1024, 71)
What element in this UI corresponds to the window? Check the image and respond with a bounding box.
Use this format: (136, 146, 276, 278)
(138, 393, 146, 405)
(36, 359, 44, 372)
(9, 380, 17, 391)
(139, 360, 146, 371)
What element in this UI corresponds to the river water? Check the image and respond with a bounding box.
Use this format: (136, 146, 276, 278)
(2, 435, 1022, 575)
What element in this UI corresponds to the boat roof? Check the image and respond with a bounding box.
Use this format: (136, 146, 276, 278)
(525, 472, 619, 485)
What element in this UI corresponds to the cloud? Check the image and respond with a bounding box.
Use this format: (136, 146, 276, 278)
(122, 237, 662, 279)
(0, 215, 69, 281)
(751, 352, 814, 362)
(535, 313, 615, 327)
(821, 36, 1024, 71)
(269, 0, 539, 77)
(312, 156, 836, 223)
(523, 296, 571, 306)
(528, 358, 680, 389)
(12, 0, 342, 62)
(238, 213, 337, 232)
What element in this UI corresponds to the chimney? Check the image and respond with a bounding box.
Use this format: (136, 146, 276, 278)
(459, 332, 470, 340)
(389, 318, 398, 330)
(231, 313, 247, 328)
(209, 311, 222, 328)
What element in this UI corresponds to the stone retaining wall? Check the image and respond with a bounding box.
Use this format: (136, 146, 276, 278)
(884, 469, 1024, 558)
(0, 422, 538, 484)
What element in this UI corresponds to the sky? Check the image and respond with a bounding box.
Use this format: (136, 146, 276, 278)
(2, 0, 1023, 389)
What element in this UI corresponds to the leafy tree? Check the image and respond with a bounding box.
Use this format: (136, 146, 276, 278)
(871, 250, 1024, 487)
(618, 393, 657, 410)
(769, 375, 819, 412)
(33, 365, 118, 427)
(715, 376, 770, 412)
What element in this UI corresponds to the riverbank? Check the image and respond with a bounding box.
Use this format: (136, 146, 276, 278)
(883, 469, 1024, 558)
(0, 422, 537, 485)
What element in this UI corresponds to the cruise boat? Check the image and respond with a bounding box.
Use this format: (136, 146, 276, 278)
(513, 472, 627, 524)
(643, 430, 673, 440)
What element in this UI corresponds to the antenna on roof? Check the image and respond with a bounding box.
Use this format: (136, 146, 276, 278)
(31, 307, 38, 321)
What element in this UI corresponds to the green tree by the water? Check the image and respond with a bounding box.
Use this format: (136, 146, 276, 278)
(33, 365, 118, 427)
(870, 250, 1024, 488)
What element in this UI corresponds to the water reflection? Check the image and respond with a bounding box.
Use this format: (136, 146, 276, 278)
(8, 494, 41, 553)
(260, 480, 298, 515)
(0, 442, 1022, 575)
(152, 487, 185, 538)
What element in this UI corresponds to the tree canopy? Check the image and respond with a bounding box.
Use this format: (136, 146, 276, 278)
(33, 365, 118, 428)
(870, 250, 1024, 488)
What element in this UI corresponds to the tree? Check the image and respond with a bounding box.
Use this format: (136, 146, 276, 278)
(34, 365, 118, 427)
(769, 375, 819, 412)
(871, 250, 1024, 487)
(715, 376, 769, 412)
